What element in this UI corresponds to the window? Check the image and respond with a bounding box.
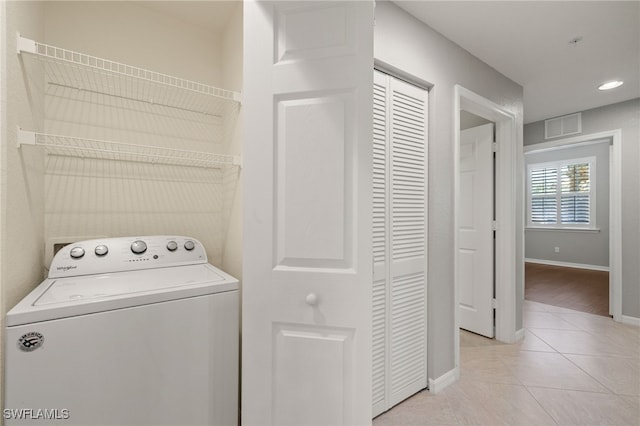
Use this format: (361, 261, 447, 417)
(527, 157, 596, 229)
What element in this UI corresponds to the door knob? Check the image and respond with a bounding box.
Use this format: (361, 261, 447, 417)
(305, 293, 319, 306)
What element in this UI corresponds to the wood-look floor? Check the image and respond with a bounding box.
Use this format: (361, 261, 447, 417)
(525, 262, 610, 317)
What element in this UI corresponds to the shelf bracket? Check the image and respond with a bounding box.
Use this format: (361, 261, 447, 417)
(16, 33, 37, 55)
(17, 127, 36, 148)
(232, 156, 243, 168)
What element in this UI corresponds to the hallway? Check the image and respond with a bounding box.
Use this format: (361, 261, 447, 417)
(373, 300, 640, 425)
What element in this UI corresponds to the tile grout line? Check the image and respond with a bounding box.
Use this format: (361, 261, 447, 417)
(523, 326, 560, 354)
(560, 352, 638, 397)
(527, 302, 636, 398)
(524, 383, 640, 425)
(527, 325, 638, 360)
(521, 384, 561, 426)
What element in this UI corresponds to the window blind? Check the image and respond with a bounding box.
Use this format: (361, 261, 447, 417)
(528, 158, 594, 228)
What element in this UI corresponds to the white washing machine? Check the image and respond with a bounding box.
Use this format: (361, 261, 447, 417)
(4, 236, 239, 426)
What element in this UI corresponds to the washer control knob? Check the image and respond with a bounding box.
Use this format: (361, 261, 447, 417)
(95, 245, 109, 256)
(184, 240, 195, 251)
(167, 241, 178, 252)
(131, 240, 147, 254)
(70, 247, 85, 259)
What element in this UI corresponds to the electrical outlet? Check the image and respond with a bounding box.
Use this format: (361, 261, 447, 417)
(554, 247, 560, 253)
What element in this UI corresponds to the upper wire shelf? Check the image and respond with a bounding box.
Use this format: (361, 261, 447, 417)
(17, 34, 241, 117)
(18, 129, 241, 170)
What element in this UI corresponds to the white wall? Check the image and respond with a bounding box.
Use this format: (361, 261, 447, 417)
(44, 2, 224, 87)
(221, 3, 243, 282)
(38, 1, 239, 270)
(525, 99, 640, 318)
(1, 0, 46, 410)
(460, 111, 491, 130)
(375, 1, 524, 380)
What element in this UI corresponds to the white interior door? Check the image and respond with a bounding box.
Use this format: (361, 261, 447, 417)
(372, 70, 427, 417)
(242, 2, 374, 425)
(459, 123, 494, 338)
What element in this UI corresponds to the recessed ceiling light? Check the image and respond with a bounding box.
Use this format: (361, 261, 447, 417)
(598, 80, 624, 91)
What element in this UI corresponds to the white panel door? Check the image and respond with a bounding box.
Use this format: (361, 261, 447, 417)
(459, 123, 494, 338)
(372, 71, 427, 417)
(242, 2, 374, 425)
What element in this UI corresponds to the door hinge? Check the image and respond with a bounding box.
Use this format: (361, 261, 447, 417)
(492, 142, 498, 152)
(492, 298, 498, 309)
(492, 220, 498, 231)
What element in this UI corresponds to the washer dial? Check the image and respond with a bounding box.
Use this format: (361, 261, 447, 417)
(166, 241, 178, 252)
(131, 240, 147, 254)
(95, 245, 109, 256)
(184, 240, 195, 251)
(70, 247, 85, 259)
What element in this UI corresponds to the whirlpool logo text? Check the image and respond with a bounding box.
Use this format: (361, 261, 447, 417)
(56, 265, 77, 272)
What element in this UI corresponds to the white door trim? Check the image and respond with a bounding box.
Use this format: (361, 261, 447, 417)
(454, 86, 519, 371)
(524, 129, 623, 321)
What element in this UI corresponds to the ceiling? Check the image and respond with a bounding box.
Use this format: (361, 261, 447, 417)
(132, 1, 638, 124)
(394, 1, 640, 124)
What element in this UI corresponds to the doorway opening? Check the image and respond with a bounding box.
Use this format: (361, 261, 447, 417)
(453, 86, 519, 381)
(523, 131, 622, 321)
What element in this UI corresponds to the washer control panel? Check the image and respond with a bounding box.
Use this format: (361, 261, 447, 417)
(48, 236, 207, 278)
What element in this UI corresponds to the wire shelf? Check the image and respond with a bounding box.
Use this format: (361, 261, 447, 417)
(18, 130, 241, 170)
(17, 35, 241, 117)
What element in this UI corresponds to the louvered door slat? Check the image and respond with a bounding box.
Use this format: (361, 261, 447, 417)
(372, 278, 387, 408)
(390, 272, 426, 398)
(371, 73, 389, 418)
(372, 79, 388, 268)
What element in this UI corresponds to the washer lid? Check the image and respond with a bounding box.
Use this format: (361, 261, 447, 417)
(35, 264, 228, 306)
(6, 264, 238, 326)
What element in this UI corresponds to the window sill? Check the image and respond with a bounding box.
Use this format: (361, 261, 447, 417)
(526, 227, 601, 233)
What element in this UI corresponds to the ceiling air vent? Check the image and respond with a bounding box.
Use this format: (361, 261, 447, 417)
(545, 113, 582, 139)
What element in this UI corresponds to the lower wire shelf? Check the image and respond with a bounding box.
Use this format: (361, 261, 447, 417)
(17, 129, 241, 169)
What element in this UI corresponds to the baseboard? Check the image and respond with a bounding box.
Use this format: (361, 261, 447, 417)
(525, 258, 609, 272)
(620, 315, 640, 327)
(428, 367, 459, 394)
(515, 328, 525, 341)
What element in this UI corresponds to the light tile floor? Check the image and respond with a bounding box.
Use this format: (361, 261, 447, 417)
(373, 300, 640, 426)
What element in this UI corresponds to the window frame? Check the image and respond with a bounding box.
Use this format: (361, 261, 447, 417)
(527, 156, 597, 230)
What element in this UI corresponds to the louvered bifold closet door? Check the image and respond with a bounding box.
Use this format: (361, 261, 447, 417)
(372, 71, 390, 418)
(372, 70, 428, 418)
(388, 75, 427, 408)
